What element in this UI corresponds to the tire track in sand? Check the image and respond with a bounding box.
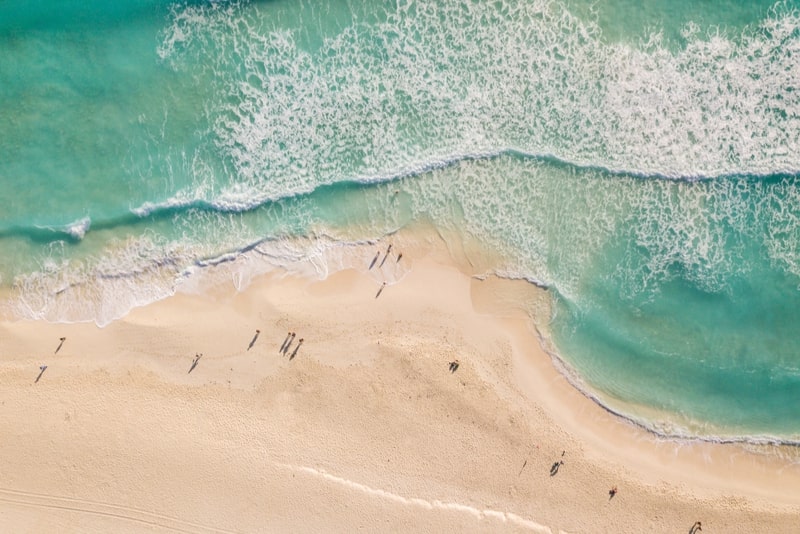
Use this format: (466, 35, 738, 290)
(0, 487, 237, 534)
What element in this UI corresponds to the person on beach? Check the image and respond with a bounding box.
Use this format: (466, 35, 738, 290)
(289, 338, 304, 360)
(283, 332, 296, 355)
(55, 336, 66, 354)
(188, 353, 202, 374)
(369, 250, 380, 270)
(375, 282, 386, 299)
(608, 486, 617, 499)
(279, 331, 292, 353)
(448, 360, 460, 373)
(248, 329, 260, 351)
(396, 252, 403, 263)
(690, 521, 702, 533)
(379, 244, 392, 268)
(35, 365, 48, 383)
(550, 460, 564, 476)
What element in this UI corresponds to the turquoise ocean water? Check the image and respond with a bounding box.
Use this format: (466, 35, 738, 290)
(2, 0, 800, 443)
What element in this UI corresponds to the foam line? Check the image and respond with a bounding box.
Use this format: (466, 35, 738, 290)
(276, 463, 551, 533)
(3, 149, 797, 248)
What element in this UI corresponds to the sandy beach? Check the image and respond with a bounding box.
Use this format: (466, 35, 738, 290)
(1, 236, 799, 533)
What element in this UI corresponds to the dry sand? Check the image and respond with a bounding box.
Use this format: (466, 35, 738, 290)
(1, 240, 799, 533)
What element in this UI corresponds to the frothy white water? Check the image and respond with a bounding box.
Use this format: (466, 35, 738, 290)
(4, 227, 412, 326)
(157, 0, 800, 213)
(64, 216, 92, 240)
(9, 151, 800, 326)
(32, 217, 92, 241)
(9, 0, 800, 327)
(8, 234, 190, 326)
(148, 0, 800, 307)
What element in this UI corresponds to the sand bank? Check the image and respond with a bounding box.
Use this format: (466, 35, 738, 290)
(1, 237, 798, 533)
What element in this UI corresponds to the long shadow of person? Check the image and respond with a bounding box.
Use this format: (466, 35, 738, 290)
(55, 337, 66, 354)
(279, 332, 292, 353)
(375, 282, 386, 299)
(550, 460, 563, 476)
(289, 339, 304, 361)
(283, 333, 296, 355)
(379, 244, 393, 268)
(368, 250, 380, 270)
(247, 329, 261, 351)
(448, 360, 460, 373)
(35, 365, 47, 383)
(188, 354, 202, 374)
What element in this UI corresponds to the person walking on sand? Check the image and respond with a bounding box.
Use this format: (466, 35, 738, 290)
(379, 244, 392, 268)
(608, 486, 617, 499)
(35, 365, 48, 383)
(279, 331, 292, 353)
(550, 459, 564, 476)
(550, 461, 560, 476)
(375, 282, 386, 299)
(188, 353, 202, 374)
(283, 332, 296, 355)
(248, 329, 261, 351)
(290, 338, 304, 360)
(369, 250, 380, 270)
(690, 521, 702, 533)
(55, 336, 66, 354)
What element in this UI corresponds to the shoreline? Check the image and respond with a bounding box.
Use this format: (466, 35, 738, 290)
(1, 232, 799, 532)
(541, 332, 800, 449)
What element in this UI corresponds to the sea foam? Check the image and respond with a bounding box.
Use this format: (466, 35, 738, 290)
(158, 0, 800, 200)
